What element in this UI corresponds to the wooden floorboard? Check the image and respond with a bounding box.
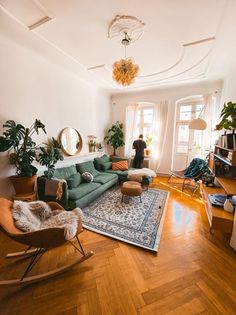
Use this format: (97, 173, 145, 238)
(0, 177, 235, 315)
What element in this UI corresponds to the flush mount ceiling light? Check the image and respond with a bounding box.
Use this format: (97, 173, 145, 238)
(109, 15, 145, 86)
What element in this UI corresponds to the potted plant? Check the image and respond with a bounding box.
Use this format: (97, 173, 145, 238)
(104, 121, 125, 156)
(88, 135, 97, 152)
(215, 101, 236, 130)
(0, 119, 46, 194)
(145, 134, 153, 157)
(37, 137, 64, 179)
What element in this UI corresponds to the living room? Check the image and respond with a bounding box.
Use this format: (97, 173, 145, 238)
(0, 1, 236, 314)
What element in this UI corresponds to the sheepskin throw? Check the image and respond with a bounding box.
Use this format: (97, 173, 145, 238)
(128, 168, 156, 177)
(12, 200, 83, 240)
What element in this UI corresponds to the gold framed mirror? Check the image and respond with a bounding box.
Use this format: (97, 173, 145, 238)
(59, 128, 83, 156)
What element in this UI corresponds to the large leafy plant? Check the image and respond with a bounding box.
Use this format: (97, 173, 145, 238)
(216, 101, 236, 130)
(104, 121, 125, 156)
(37, 137, 64, 179)
(0, 119, 46, 177)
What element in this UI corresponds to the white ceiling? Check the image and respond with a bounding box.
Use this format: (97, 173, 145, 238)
(1, 0, 236, 92)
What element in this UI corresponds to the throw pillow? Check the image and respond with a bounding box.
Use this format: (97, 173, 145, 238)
(94, 155, 110, 171)
(112, 161, 128, 171)
(66, 173, 82, 189)
(101, 161, 112, 171)
(82, 172, 94, 183)
(76, 160, 100, 177)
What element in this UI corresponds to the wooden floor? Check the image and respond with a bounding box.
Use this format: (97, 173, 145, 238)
(0, 177, 236, 315)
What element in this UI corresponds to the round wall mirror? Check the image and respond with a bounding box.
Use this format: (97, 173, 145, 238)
(59, 128, 83, 156)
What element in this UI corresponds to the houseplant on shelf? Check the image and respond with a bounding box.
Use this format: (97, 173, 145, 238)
(37, 137, 64, 179)
(0, 119, 46, 194)
(215, 101, 236, 130)
(104, 121, 125, 156)
(145, 134, 153, 157)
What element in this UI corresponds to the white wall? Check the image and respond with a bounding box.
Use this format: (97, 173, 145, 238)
(0, 36, 110, 197)
(111, 80, 222, 174)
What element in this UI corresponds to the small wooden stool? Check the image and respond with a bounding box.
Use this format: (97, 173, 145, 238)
(121, 181, 142, 203)
(13, 192, 37, 202)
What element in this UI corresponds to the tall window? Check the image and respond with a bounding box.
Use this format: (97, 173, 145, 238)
(136, 106, 154, 143)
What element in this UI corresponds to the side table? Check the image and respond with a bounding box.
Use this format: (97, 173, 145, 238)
(13, 192, 37, 202)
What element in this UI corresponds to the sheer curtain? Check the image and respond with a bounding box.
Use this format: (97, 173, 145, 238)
(125, 104, 139, 157)
(202, 93, 217, 156)
(151, 100, 169, 171)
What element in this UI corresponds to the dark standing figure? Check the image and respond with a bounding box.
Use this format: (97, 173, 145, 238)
(132, 134, 147, 168)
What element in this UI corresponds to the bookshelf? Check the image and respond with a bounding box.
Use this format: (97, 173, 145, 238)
(201, 180, 235, 234)
(214, 145, 236, 166)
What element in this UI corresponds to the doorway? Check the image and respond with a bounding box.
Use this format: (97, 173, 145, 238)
(173, 97, 204, 170)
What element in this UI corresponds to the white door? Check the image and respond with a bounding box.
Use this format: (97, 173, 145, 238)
(173, 101, 204, 170)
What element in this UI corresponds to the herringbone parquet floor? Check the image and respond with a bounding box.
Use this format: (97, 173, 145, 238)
(0, 177, 235, 315)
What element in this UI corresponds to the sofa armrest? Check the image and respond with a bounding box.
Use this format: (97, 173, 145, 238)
(37, 177, 68, 209)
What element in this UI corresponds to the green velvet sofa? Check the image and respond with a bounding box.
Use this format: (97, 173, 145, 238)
(37, 161, 118, 210)
(94, 155, 152, 186)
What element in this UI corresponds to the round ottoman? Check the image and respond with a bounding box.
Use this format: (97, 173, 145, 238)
(121, 181, 142, 203)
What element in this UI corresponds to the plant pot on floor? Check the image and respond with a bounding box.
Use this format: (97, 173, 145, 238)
(10, 175, 37, 195)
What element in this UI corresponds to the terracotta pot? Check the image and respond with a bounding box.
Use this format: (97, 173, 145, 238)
(144, 149, 151, 157)
(10, 175, 37, 195)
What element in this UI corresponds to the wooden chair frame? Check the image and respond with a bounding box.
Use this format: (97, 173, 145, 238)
(0, 198, 93, 286)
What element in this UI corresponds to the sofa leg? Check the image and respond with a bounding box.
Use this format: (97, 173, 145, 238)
(140, 196, 142, 203)
(121, 194, 124, 202)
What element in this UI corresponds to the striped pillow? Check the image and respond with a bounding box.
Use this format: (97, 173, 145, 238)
(112, 161, 128, 171)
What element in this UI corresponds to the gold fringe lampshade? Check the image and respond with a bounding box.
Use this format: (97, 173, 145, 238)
(112, 58, 139, 86)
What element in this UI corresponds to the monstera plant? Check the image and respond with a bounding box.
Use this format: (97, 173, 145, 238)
(104, 121, 125, 156)
(0, 119, 46, 194)
(216, 101, 236, 130)
(37, 137, 64, 179)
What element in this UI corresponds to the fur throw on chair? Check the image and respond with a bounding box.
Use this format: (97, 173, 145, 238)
(12, 201, 83, 240)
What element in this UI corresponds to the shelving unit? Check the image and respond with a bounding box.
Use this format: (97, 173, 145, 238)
(214, 145, 236, 166)
(201, 177, 235, 234)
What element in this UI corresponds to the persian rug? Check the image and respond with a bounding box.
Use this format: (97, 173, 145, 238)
(82, 187, 169, 251)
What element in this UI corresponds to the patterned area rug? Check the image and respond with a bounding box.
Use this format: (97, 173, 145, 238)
(82, 187, 169, 252)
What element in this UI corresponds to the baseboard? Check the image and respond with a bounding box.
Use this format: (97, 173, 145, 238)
(156, 173, 169, 177)
(230, 238, 236, 251)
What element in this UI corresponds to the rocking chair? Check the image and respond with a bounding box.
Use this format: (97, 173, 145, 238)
(0, 198, 93, 286)
(168, 158, 210, 193)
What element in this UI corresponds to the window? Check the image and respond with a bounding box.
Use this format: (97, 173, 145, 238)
(136, 106, 154, 143)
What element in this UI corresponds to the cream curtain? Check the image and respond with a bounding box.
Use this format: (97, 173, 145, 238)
(202, 93, 218, 156)
(125, 104, 139, 157)
(151, 100, 169, 171)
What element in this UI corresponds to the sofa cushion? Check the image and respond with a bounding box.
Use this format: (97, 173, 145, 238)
(94, 155, 110, 171)
(110, 156, 131, 168)
(82, 172, 94, 183)
(93, 173, 118, 184)
(112, 160, 128, 171)
(68, 182, 101, 200)
(66, 173, 82, 189)
(101, 161, 112, 171)
(76, 161, 100, 177)
(53, 165, 77, 180)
